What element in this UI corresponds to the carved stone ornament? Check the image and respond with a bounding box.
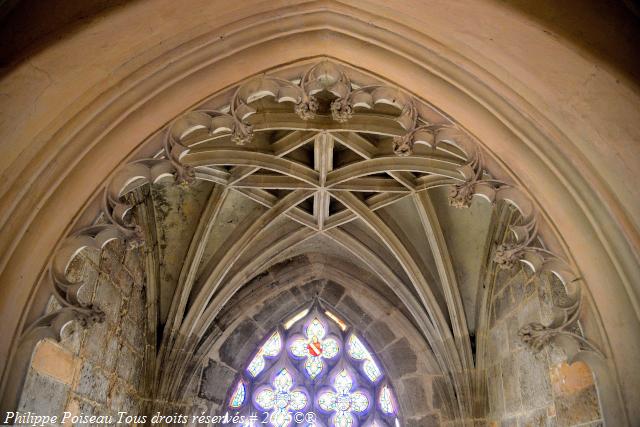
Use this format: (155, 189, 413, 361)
(162, 62, 601, 360)
(518, 287, 604, 359)
(24, 61, 599, 363)
(20, 159, 176, 346)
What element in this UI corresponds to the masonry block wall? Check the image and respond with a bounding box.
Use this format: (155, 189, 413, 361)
(17, 239, 148, 425)
(484, 267, 603, 427)
(189, 258, 449, 427)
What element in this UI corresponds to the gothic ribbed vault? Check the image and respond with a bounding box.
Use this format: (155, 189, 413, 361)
(1, 2, 639, 427)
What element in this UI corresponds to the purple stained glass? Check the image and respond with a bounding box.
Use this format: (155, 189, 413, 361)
(226, 309, 399, 426)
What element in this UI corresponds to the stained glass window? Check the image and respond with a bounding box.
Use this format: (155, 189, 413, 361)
(225, 307, 401, 426)
(378, 386, 395, 415)
(230, 381, 246, 408)
(347, 335, 382, 382)
(247, 331, 282, 377)
(290, 317, 340, 379)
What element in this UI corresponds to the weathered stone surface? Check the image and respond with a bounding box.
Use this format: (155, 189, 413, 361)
(517, 407, 552, 427)
(108, 383, 136, 416)
(364, 319, 395, 352)
(18, 371, 69, 416)
(59, 323, 83, 356)
(336, 294, 372, 330)
(253, 290, 298, 324)
(509, 278, 525, 307)
(124, 247, 145, 286)
(95, 277, 122, 323)
(82, 320, 109, 365)
(77, 361, 108, 403)
(551, 361, 601, 427)
(406, 413, 439, 427)
(493, 287, 512, 321)
(292, 279, 323, 301)
(122, 318, 144, 347)
(518, 349, 552, 410)
(489, 321, 509, 361)
(219, 318, 263, 369)
(398, 376, 430, 416)
(487, 363, 504, 416)
(379, 337, 417, 378)
(128, 284, 146, 325)
(505, 314, 523, 353)
(31, 340, 76, 385)
(320, 280, 344, 306)
(501, 356, 521, 414)
(199, 359, 237, 404)
(517, 297, 542, 328)
(116, 347, 137, 383)
(432, 375, 455, 420)
(494, 268, 512, 294)
(103, 333, 120, 373)
(268, 255, 311, 278)
(554, 386, 600, 427)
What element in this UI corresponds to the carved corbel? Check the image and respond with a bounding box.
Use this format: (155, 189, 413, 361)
(477, 187, 604, 358)
(425, 124, 603, 358)
(19, 159, 176, 346)
(518, 278, 604, 359)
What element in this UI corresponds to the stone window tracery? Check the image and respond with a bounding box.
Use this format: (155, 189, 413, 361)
(225, 307, 400, 426)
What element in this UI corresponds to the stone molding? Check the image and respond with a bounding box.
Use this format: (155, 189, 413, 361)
(6, 59, 612, 426)
(0, 3, 635, 422)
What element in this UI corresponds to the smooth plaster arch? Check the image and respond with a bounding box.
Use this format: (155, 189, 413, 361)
(0, 1, 639, 424)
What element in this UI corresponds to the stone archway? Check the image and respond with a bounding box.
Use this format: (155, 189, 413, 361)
(1, 2, 639, 426)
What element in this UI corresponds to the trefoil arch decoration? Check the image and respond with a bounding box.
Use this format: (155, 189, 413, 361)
(224, 306, 401, 427)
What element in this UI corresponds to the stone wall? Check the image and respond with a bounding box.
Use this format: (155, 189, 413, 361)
(189, 257, 449, 426)
(484, 267, 603, 427)
(16, 239, 148, 426)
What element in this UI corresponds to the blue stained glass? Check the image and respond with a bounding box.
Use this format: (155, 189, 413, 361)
(306, 318, 326, 340)
(363, 359, 382, 382)
(305, 356, 324, 379)
(333, 411, 354, 427)
(291, 338, 308, 358)
(256, 388, 275, 410)
(247, 331, 282, 377)
(290, 322, 340, 379)
(263, 332, 282, 356)
(255, 369, 308, 426)
(322, 337, 339, 359)
(318, 369, 369, 425)
(274, 369, 293, 390)
(270, 409, 291, 427)
(247, 354, 266, 377)
(334, 370, 353, 394)
(348, 334, 382, 382)
(347, 335, 369, 360)
(228, 309, 399, 426)
(379, 386, 395, 415)
(229, 381, 245, 408)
